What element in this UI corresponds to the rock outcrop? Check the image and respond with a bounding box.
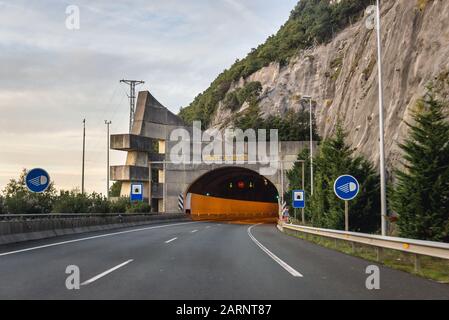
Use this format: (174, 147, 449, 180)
(209, 0, 449, 171)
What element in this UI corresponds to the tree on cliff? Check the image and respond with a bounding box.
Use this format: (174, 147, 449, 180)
(392, 87, 449, 242)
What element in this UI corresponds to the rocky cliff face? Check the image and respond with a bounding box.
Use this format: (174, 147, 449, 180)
(210, 0, 449, 171)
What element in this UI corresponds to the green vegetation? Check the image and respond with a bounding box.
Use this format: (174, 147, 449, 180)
(52, 191, 110, 214)
(109, 181, 122, 198)
(125, 201, 152, 214)
(0, 170, 152, 214)
(2, 169, 56, 214)
(223, 82, 262, 111)
(233, 107, 320, 141)
(0, 195, 5, 214)
(284, 229, 449, 283)
(179, 0, 374, 127)
(287, 123, 380, 233)
(391, 86, 449, 242)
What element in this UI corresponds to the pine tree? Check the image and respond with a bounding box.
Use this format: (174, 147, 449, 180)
(392, 88, 449, 242)
(287, 123, 380, 232)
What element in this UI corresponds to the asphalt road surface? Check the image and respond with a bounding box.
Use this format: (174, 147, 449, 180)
(0, 221, 448, 300)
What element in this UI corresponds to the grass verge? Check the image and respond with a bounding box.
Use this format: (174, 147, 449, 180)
(283, 228, 449, 284)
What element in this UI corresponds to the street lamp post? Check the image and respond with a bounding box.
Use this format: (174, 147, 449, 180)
(375, 0, 388, 236)
(81, 119, 86, 195)
(105, 120, 112, 199)
(302, 95, 314, 196)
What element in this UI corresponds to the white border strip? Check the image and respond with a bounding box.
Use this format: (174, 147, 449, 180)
(0, 222, 198, 257)
(248, 224, 303, 278)
(81, 260, 134, 286)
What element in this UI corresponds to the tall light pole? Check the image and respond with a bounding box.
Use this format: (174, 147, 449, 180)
(105, 120, 112, 199)
(375, 0, 388, 236)
(81, 118, 86, 195)
(302, 95, 314, 196)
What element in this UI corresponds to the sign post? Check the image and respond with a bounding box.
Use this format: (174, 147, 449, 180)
(334, 175, 360, 231)
(345, 200, 349, 232)
(26, 168, 51, 193)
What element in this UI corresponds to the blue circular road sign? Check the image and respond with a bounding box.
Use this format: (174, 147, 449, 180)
(26, 168, 50, 193)
(334, 175, 359, 201)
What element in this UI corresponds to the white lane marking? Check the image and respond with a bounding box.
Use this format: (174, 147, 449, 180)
(247, 224, 303, 278)
(0, 222, 198, 257)
(205, 226, 210, 229)
(165, 237, 178, 244)
(191, 230, 198, 233)
(81, 259, 133, 286)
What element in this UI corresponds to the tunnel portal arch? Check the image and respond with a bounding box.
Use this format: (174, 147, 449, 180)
(184, 167, 279, 221)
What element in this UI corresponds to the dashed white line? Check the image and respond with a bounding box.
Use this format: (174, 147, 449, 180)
(81, 259, 134, 286)
(0, 222, 198, 257)
(165, 237, 178, 244)
(247, 224, 303, 278)
(191, 230, 198, 233)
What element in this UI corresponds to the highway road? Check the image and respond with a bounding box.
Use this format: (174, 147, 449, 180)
(0, 221, 448, 300)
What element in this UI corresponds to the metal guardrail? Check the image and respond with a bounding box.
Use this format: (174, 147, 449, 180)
(0, 213, 179, 221)
(280, 223, 449, 260)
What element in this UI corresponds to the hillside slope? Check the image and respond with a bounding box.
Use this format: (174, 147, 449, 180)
(181, 0, 449, 170)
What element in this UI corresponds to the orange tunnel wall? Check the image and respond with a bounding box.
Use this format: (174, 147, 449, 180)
(189, 193, 278, 221)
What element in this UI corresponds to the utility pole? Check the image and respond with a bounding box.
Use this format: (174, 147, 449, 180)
(120, 79, 145, 133)
(105, 120, 112, 199)
(376, 0, 388, 236)
(81, 118, 86, 195)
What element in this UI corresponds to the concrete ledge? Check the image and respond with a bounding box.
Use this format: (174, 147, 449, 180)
(0, 214, 189, 246)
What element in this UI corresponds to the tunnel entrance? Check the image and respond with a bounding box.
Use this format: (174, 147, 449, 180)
(185, 167, 279, 222)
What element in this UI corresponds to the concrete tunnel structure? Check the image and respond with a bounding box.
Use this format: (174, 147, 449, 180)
(110, 91, 316, 220)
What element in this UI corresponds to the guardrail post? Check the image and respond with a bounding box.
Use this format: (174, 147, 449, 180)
(376, 247, 383, 262)
(414, 254, 421, 274)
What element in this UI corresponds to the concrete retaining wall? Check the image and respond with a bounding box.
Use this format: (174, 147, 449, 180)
(0, 214, 189, 245)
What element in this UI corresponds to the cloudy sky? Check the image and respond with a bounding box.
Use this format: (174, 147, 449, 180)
(0, 0, 298, 194)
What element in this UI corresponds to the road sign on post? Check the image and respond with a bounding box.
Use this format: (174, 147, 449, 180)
(130, 183, 143, 202)
(292, 190, 305, 209)
(334, 175, 360, 231)
(26, 168, 50, 193)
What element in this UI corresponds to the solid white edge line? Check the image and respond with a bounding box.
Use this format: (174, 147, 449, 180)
(81, 259, 134, 286)
(247, 224, 303, 278)
(165, 237, 178, 244)
(0, 221, 198, 257)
